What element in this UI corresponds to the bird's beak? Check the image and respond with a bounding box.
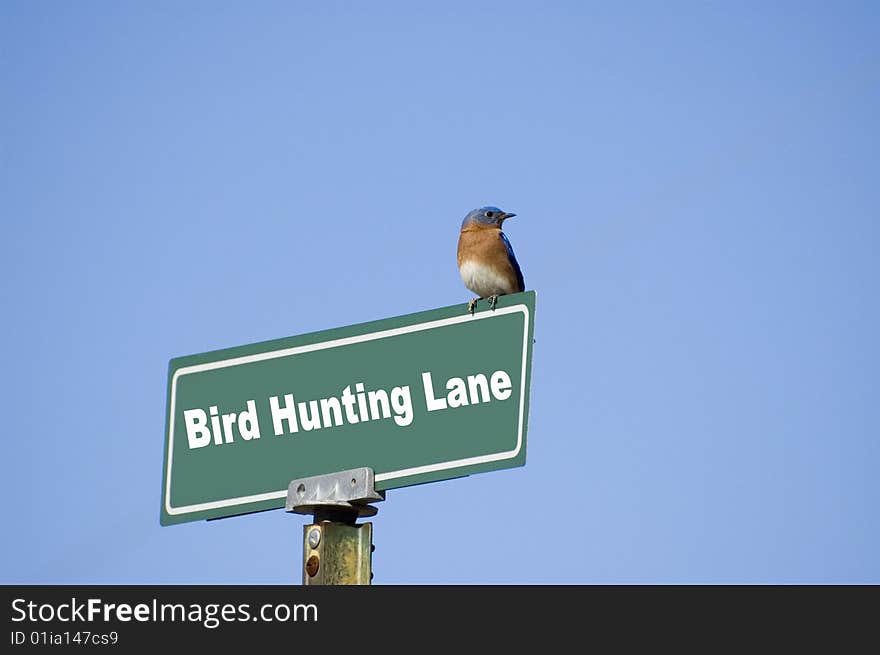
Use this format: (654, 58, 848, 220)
(500, 212, 516, 222)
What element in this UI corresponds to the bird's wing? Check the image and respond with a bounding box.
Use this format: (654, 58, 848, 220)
(500, 231, 525, 292)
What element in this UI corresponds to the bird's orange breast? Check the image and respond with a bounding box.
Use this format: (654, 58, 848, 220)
(457, 225, 521, 296)
(458, 225, 504, 266)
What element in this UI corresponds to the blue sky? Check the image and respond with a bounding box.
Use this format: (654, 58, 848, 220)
(2, 1, 878, 583)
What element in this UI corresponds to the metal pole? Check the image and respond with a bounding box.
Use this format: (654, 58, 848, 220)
(302, 512, 373, 585)
(285, 468, 383, 586)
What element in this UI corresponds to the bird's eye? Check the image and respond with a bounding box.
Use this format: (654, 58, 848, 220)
(486, 211, 495, 218)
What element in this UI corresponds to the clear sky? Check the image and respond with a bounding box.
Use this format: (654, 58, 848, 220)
(2, 1, 878, 584)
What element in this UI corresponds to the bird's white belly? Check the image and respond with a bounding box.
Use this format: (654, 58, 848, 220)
(459, 260, 513, 298)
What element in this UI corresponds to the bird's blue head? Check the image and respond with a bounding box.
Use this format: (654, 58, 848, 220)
(461, 206, 517, 230)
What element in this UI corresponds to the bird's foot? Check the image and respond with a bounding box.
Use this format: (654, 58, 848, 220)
(488, 294, 499, 311)
(467, 298, 478, 315)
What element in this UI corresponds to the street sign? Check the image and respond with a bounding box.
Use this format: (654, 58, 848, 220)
(161, 291, 536, 525)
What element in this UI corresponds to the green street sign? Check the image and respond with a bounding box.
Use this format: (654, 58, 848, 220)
(161, 291, 536, 525)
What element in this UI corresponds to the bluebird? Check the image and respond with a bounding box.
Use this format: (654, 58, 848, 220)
(457, 206, 524, 314)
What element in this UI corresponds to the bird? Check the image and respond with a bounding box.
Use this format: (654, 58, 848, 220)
(457, 206, 525, 314)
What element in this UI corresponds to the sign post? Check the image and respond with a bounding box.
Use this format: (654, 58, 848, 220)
(286, 467, 382, 585)
(162, 291, 536, 583)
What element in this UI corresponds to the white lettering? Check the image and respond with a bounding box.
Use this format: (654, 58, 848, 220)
(209, 406, 223, 445)
(11, 598, 26, 622)
(466, 374, 490, 404)
(269, 394, 299, 435)
(298, 400, 321, 431)
(320, 397, 342, 427)
(490, 370, 512, 400)
(183, 409, 211, 449)
(422, 372, 447, 411)
(391, 386, 413, 426)
(341, 386, 360, 423)
(221, 412, 237, 444)
(238, 400, 261, 440)
(446, 377, 469, 408)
